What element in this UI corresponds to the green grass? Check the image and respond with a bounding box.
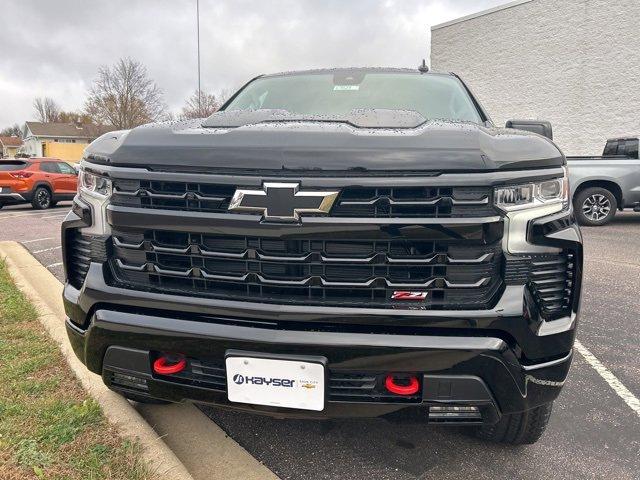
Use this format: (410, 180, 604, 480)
(0, 260, 152, 480)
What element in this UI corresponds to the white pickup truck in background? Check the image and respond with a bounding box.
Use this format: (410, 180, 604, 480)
(567, 137, 640, 226)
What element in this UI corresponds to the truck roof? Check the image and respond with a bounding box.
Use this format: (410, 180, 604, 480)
(261, 67, 453, 78)
(607, 136, 639, 141)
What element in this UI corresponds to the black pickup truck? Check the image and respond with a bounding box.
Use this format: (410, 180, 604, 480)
(62, 68, 582, 445)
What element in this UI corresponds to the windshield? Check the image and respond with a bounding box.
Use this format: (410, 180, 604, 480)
(223, 72, 483, 124)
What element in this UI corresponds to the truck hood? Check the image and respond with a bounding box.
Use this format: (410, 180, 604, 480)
(85, 116, 565, 174)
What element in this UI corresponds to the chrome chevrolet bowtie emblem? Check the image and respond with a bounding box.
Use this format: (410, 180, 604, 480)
(228, 182, 339, 221)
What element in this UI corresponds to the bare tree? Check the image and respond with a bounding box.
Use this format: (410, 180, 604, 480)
(218, 88, 233, 104)
(85, 57, 167, 129)
(33, 97, 61, 123)
(180, 89, 221, 119)
(57, 111, 95, 125)
(0, 124, 22, 137)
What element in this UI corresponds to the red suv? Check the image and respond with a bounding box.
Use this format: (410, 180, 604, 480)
(0, 158, 78, 210)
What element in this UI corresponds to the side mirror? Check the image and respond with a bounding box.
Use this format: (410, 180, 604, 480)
(505, 120, 553, 140)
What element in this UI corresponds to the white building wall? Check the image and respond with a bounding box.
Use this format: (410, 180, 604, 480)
(21, 137, 43, 157)
(431, 0, 640, 156)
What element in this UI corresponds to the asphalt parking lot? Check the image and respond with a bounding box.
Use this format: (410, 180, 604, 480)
(1, 203, 639, 479)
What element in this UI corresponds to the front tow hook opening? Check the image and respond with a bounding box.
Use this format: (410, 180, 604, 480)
(153, 353, 187, 375)
(385, 374, 420, 396)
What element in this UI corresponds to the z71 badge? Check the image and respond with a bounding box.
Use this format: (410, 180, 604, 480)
(391, 291, 429, 301)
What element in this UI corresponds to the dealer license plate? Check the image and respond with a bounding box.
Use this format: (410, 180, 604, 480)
(226, 355, 325, 411)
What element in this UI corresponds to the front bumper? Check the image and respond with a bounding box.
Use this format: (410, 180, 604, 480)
(65, 301, 573, 422)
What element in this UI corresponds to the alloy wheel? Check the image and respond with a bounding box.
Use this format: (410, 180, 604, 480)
(37, 189, 51, 209)
(582, 194, 611, 222)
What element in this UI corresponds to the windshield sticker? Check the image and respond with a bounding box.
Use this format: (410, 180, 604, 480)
(333, 85, 360, 91)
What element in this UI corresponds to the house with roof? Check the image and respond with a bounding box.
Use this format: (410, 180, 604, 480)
(20, 121, 114, 162)
(0, 135, 23, 158)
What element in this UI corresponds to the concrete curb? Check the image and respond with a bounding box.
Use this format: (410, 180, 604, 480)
(0, 241, 194, 480)
(134, 402, 279, 480)
(0, 240, 280, 480)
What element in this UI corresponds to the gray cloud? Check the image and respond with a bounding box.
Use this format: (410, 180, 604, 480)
(0, 0, 508, 127)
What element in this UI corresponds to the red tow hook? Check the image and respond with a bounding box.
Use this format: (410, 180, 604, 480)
(385, 374, 420, 396)
(153, 354, 187, 375)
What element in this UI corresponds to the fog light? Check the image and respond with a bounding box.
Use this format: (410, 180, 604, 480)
(384, 375, 420, 396)
(429, 405, 481, 420)
(153, 354, 187, 375)
(111, 372, 148, 391)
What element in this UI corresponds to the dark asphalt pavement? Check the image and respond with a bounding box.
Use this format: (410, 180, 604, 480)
(2, 202, 639, 479)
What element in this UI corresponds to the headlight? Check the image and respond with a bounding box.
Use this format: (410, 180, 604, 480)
(497, 167, 569, 254)
(494, 167, 569, 212)
(78, 169, 112, 197)
(77, 165, 112, 235)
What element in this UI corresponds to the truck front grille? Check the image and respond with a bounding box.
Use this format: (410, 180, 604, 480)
(111, 179, 494, 218)
(110, 228, 504, 309)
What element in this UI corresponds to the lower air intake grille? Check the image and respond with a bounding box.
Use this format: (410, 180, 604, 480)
(329, 373, 421, 403)
(158, 359, 422, 404)
(168, 360, 227, 391)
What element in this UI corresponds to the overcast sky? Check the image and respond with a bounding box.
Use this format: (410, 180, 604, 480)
(0, 0, 508, 128)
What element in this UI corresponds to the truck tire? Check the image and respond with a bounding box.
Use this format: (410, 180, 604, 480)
(574, 187, 617, 226)
(31, 186, 52, 210)
(476, 402, 553, 445)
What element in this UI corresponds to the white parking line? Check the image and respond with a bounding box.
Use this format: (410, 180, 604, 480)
(40, 214, 69, 219)
(575, 339, 640, 418)
(33, 246, 62, 254)
(0, 212, 48, 219)
(0, 211, 69, 220)
(21, 237, 55, 244)
(46, 262, 63, 269)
